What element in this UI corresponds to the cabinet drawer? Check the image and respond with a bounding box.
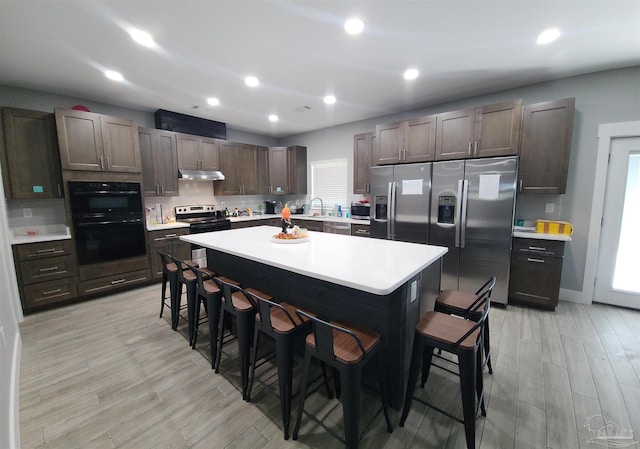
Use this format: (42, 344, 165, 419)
(295, 219, 324, 232)
(19, 255, 76, 285)
(78, 269, 150, 296)
(512, 238, 564, 257)
(509, 253, 562, 309)
(15, 239, 74, 260)
(148, 228, 190, 242)
(351, 224, 371, 237)
(22, 278, 78, 308)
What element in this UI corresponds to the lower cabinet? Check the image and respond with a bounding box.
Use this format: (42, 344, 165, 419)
(148, 228, 191, 279)
(230, 219, 270, 229)
(292, 219, 323, 232)
(78, 269, 150, 296)
(13, 239, 78, 311)
(351, 223, 371, 238)
(508, 238, 565, 310)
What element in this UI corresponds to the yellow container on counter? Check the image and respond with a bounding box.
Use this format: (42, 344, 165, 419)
(535, 219, 573, 235)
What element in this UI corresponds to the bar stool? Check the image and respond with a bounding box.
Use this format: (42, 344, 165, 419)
(157, 250, 197, 330)
(434, 276, 496, 374)
(213, 276, 255, 400)
(399, 290, 491, 449)
(292, 311, 393, 449)
(188, 266, 224, 365)
(244, 289, 326, 440)
(169, 254, 214, 347)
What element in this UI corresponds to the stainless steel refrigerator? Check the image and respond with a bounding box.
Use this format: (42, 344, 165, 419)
(370, 163, 432, 244)
(429, 156, 517, 305)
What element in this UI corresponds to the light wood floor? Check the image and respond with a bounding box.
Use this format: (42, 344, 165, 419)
(19, 284, 640, 449)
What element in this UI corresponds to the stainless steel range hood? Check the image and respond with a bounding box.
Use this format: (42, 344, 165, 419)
(178, 169, 225, 181)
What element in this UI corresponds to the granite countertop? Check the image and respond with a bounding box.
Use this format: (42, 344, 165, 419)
(146, 222, 191, 231)
(512, 230, 572, 241)
(229, 214, 370, 225)
(182, 225, 446, 295)
(10, 225, 71, 245)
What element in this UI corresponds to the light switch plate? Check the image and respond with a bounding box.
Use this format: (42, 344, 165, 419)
(545, 202, 555, 214)
(23, 208, 32, 218)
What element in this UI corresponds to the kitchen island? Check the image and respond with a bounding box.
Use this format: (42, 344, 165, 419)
(182, 226, 447, 409)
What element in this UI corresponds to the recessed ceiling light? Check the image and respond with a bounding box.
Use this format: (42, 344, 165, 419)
(268, 114, 278, 122)
(130, 29, 155, 47)
(105, 70, 124, 82)
(207, 97, 220, 106)
(245, 76, 259, 87)
(537, 28, 560, 44)
(324, 95, 336, 105)
(404, 68, 419, 80)
(344, 18, 364, 35)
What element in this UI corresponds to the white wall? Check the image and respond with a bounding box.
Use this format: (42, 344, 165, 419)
(280, 66, 640, 295)
(0, 163, 22, 449)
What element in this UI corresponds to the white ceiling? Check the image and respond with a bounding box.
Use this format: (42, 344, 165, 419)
(1, 1, 639, 138)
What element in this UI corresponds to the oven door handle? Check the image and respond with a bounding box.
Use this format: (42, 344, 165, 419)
(77, 219, 142, 227)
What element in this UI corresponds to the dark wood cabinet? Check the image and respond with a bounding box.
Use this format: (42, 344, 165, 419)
(139, 128, 179, 197)
(215, 142, 266, 195)
(13, 239, 78, 311)
(519, 97, 575, 194)
(508, 237, 565, 310)
(293, 219, 323, 232)
(268, 146, 307, 194)
(148, 228, 191, 279)
(1, 108, 63, 199)
(55, 108, 141, 172)
(354, 132, 373, 194)
(351, 223, 370, 238)
(375, 115, 436, 165)
(435, 100, 522, 161)
(176, 133, 219, 171)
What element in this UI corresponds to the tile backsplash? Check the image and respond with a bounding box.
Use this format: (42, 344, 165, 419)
(6, 198, 67, 228)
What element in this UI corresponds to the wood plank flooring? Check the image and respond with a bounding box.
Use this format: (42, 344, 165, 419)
(19, 285, 640, 449)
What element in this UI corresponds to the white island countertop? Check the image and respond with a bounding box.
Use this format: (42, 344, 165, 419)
(182, 225, 447, 295)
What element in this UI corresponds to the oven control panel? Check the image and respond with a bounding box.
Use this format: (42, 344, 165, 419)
(175, 205, 216, 214)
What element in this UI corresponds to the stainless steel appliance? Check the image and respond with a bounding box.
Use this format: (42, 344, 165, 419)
(175, 205, 231, 266)
(350, 203, 370, 220)
(323, 221, 351, 235)
(264, 201, 277, 215)
(68, 181, 146, 265)
(370, 163, 432, 244)
(429, 156, 517, 305)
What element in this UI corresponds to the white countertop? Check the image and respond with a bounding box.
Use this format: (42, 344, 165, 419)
(229, 214, 370, 225)
(513, 230, 572, 241)
(182, 225, 446, 295)
(10, 225, 71, 245)
(147, 222, 191, 231)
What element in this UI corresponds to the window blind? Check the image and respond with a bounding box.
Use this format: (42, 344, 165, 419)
(311, 159, 347, 211)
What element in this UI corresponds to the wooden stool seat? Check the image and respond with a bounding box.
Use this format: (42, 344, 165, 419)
(230, 291, 253, 311)
(256, 300, 312, 334)
(436, 290, 479, 312)
(305, 322, 380, 364)
(416, 312, 479, 350)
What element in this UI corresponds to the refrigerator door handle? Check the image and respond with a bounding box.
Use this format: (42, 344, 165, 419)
(455, 180, 464, 247)
(388, 181, 396, 239)
(460, 180, 470, 248)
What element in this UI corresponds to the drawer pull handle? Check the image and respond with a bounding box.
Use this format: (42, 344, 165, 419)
(165, 234, 178, 238)
(153, 237, 166, 241)
(527, 258, 545, 263)
(528, 246, 546, 251)
(355, 229, 370, 234)
(39, 266, 59, 272)
(36, 248, 57, 254)
(111, 278, 126, 285)
(42, 288, 62, 295)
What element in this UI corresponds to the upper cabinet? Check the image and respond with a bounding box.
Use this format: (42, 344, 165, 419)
(267, 146, 307, 194)
(435, 99, 522, 161)
(55, 108, 141, 173)
(176, 133, 219, 171)
(375, 115, 436, 165)
(1, 108, 63, 199)
(215, 142, 268, 195)
(519, 98, 575, 194)
(354, 132, 374, 194)
(139, 127, 179, 197)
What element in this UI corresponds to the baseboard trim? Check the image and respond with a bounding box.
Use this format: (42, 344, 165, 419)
(10, 334, 21, 449)
(559, 288, 591, 304)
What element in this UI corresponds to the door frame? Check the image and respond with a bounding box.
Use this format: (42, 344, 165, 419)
(583, 121, 640, 304)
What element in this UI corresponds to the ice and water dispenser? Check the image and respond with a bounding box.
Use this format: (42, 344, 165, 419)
(437, 195, 456, 224)
(374, 196, 387, 221)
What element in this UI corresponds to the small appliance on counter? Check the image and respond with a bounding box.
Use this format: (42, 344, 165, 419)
(264, 200, 277, 215)
(350, 202, 370, 220)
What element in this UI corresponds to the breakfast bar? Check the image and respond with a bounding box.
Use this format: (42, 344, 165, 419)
(182, 225, 447, 409)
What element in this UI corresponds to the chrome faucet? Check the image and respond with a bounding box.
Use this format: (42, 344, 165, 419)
(309, 197, 324, 216)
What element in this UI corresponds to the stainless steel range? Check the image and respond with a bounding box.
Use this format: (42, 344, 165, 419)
(175, 205, 231, 266)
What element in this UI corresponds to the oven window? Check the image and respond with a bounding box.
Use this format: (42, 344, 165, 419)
(88, 196, 130, 210)
(75, 221, 146, 265)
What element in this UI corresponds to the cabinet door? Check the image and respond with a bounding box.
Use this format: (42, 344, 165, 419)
(268, 147, 288, 193)
(149, 240, 170, 279)
(176, 133, 200, 170)
(287, 146, 307, 194)
(217, 141, 241, 195)
(435, 109, 475, 161)
(156, 130, 179, 196)
(473, 100, 522, 158)
(519, 98, 575, 194)
(353, 132, 373, 194)
(404, 115, 436, 163)
(200, 137, 219, 170)
(257, 146, 270, 194)
(100, 115, 141, 173)
(139, 128, 158, 195)
(238, 144, 261, 194)
(375, 121, 402, 165)
(55, 108, 104, 171)
(2, 108, 62, 199)
(509, 253, 562, 309)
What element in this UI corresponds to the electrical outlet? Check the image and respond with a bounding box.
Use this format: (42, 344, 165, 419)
(23, 208, 32, 218)
(545, 202, 555, 214)
(241, 201, 245, 207)
(220, 202, 226, 208)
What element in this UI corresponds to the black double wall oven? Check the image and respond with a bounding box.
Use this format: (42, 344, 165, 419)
(69, 181, 146, 265)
